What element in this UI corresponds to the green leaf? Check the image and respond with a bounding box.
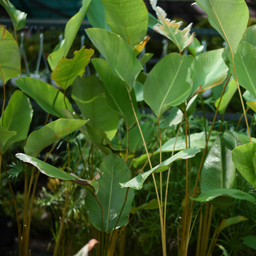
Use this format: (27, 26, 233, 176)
(92, 58, 137, 129)
(242, 236, 256, 250)
(247, 101, 256, 113)
(215, 79, 237, 115)
(241, 25, 256, 47)
(16, 77, 73, 118)
(121, 148, 200, 190)
(87, 0, 109, 29)
(216, 244, 229, 256)
(72, 76, 119, 140)
(134, 81, 144, 102)
(191, 188, 255, 204)
(201, 131, 238, 192)
(124, 122, 154, 153)
(0, 25, 20, 84)
(47, 0, 91, 70)
(51, 47, 94, 90)
(133, 131, 218, 168)
(196, 0, 249, 54)
(243, 90, 256, 102)
(130, 199, 162, 214)
(0, 0, 26, 31)
(0, 90, 33, 153)
(192, 48, 228, 96)
(140, 53, 154, 66)
(232, 142, 256, 187)
(0, 124, 16, 151)
(150, 0, 194, 53)
(85, 154, 134, 232)
(219, 216, 248, 232)
(148, 13, 158, 30)
(101, 0, 148, 47)
(187, 37, 204, 57)
(144, 53, 194, 117)
(86, 28, 143, 91)
(25, 119, 88, 157)
(230, 43, 256, 99)
(16, 153, 98, 195)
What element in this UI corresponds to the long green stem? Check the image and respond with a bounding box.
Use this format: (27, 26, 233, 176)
(127, 90, 166, 256)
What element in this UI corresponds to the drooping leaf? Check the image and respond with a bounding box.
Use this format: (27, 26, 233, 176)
(201, 131, 238, 192)
(133, 131, 218, 168)
(216, 244, 229, 256)
(86, 28, 143, 91)
(196, 0, 249, 54)
(150, 0, 194, 53)
(242, 236, 256, 250)
(51, 47, 94, 90)
(16, 77, 74, 118)
(16, 153, 98, 195)
(85, 154, 134, 232)
(47, 0, 91, 70)
(72, 75, 119, 140)
(101, 0, 148, 47)
(92, 58, 137, 129)
(192, 48, 228, 96)
(0, 25, 20, 84)
(215, 79, 237, 114)
(25, 119, 88, 157)
(87, 0, 109, 29)
(0, 0, 26, 31)
(133, 36, 150, 57)
(229, 43, 256, 99)
(144, 53, 194, 117)
(191, 188, 255, 204)
(0, 90, 33, 153)
(0, 124, 16, 151)
(121, 148, 200, 190)
(130, 199, 163, 214)
(124, 122, 154, 153)
(232, 142, 256, 187)
(219, 216, 248, 232)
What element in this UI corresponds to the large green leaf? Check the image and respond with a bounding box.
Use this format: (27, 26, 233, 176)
(215, 79, 237, 115)
(130, 199, 162, 214)
(241, 25, 256, 47)
(92, 58, 137, 129)
(85, 154, 134, 233)
(124, 122, 154, 153)
(16, 77, 74, 118)
(47, 0, 91, 70)
(121, 148, 200, 190)
(0, 90, 33, 153)
(87, 0, 109, 29)
(242, 236, 256, 250)
(201, 131, 238, 192)
(16, 153, 98, 195)
(187, 37, 204, 57)
(144, 53, 194, 117)
(192, 48, 228, 96)
(191, 188, 255, 204)
(72, 76, 119, 140)
(86, 28, 143, 91)
(196, 0, 249, 54)
(150, 0, 194, 53)
(232, 142, 256, 187)
(0, 25, 20, 84)
(229, 43, 256, 99)
(0, 124, 16, 151)
(25, 119, 88, 157)
(51, 47, 94, 90)
(101, 0, 148, 47)
(0, 0, 26, 31)
(133, 131, 218, 168)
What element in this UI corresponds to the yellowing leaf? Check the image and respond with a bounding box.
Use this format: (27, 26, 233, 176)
(133, 36, 150, 57)
(51, 47, 94, 90)
(247, 101, 256, 113)
(150, 0, 194, 53)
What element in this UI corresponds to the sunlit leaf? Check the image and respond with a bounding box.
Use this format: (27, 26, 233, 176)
(150, 0, 194, 53)
(0, 25, 20, 84)
(51, 47, 94, 90)
(101, 0, 148, 47)
(0, 0, 26, 31)
(47, 0, 91, 70)
(25, 119, 88, 157)
(16, 153, 99, 195)
(140, 53, 154, 66)
(247, 101, 256, 113)
(133, 36, 150, 57)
